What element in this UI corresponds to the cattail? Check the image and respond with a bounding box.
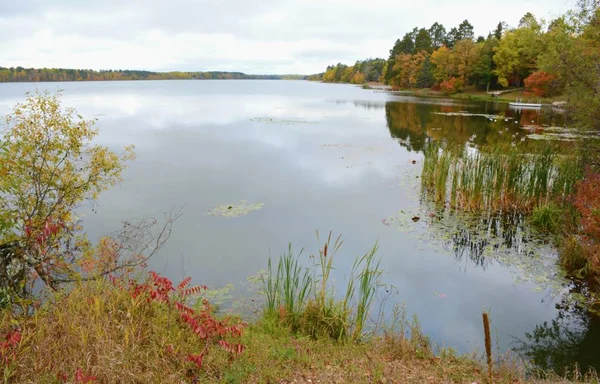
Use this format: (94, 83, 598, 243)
(482, 312, 493, 384)
(323, 243, 328, 258)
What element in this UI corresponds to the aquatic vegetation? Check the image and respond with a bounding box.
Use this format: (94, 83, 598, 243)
(205, 201, 264, 218)
(531, 203, 564, 233)
(421, 141, 583, 213)
(261, 232, 384, 341)
(433, 112, 505, 119)
(250, 117, 317, 125)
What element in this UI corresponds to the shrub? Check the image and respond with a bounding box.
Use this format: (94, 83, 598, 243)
(524, 70, 561, 97)
(573, 171, 600, 240)
(0, 92, 143, 302)
(439, 77, 463, 95)
(0, 272, 244, 383)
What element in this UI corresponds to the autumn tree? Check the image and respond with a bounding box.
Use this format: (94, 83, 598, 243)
(453, 39, 482, 88)
(430, 46, 456, 83)
(390, 54, 413, 88)
(524, 70, 559, 97)
(538, 2, 600, 130)
(0, 92, 175, 304)
(493, 13, 544, 87)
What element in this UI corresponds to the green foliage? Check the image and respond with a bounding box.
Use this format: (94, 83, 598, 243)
(493, 18, 544, 87)
(531, 203, 564, 233)
(414, 28, 433, 53)
(538, 5, 600, 130)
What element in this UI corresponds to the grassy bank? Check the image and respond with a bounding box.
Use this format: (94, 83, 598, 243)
(2, 272, 598, 384)
(2, 236, 599, 383)
(357, 82, 566, 103)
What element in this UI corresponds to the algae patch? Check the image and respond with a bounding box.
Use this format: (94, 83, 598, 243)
(206, 200, 264, 218)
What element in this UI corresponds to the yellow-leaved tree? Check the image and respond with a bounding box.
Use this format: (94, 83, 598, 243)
(0, 92, 172, 305)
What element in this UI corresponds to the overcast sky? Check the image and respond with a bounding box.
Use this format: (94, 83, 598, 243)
(0, 0, 575, 74)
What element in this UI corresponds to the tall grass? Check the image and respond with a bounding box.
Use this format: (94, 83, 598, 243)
(421, 141, 583, 213)
(262, 232, 384, 341)
(263, 245, 312, 319)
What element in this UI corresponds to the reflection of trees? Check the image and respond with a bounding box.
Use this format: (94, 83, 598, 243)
(385, 101, 520, 151)
(514, 301, 600, 377)
(327, 100, 386, 110)
(425, 209, 537, 272)
(384, 100, 572, 153)
(385, 102, 431, 151)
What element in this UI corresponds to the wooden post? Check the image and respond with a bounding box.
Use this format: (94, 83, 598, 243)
(482, 312, 493, 384)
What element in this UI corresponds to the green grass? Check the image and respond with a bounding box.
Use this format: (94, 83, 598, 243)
(262, 232, 383, 341)
(531, 203, 564, 233)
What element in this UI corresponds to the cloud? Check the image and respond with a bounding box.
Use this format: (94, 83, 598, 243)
(0, 0, 574, 74)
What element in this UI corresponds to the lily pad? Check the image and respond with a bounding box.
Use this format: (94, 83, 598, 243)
(206, 201, 264, 218)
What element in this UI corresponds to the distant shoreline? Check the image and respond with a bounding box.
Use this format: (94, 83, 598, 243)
(0, 67, 306, 83)
(0, 78, 305, 84)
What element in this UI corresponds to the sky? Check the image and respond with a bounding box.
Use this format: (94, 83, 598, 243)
(0, 0, 575, 75)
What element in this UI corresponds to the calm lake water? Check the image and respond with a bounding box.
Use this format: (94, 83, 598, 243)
(0, 80, 597, 371)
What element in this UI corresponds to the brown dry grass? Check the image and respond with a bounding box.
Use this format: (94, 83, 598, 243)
(1, 278, 598, 383)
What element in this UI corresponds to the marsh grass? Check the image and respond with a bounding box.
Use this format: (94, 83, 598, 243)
(262, 232, 384, 341)
(421, 141, 583, 213)
(531, 203, 564, 233)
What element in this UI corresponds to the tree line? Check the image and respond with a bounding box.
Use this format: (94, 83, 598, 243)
(311, 0, 600, 130)
(0, 67, 303, 82)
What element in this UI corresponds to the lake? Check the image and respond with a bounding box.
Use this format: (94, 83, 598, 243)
(0, 80, 596, 371)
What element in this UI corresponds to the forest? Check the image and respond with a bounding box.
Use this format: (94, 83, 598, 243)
(0, 67, 301, 82)
(311, 1, 600, 129)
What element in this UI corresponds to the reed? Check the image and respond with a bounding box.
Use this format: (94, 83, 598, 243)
(351, 243, 382, 339)
(262, 232, 384, 341)
(421, 141, 583, 213)
(262, 244, 312, 323)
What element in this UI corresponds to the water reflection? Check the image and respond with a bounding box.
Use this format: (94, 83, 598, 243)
(379, 96, 598, 374)
(417, 202, 554, 276)
(514, 299, 600, 376)
(383, 99, 572, 152)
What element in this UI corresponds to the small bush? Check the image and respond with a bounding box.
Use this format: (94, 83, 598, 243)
(439, 77, 464, 95)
